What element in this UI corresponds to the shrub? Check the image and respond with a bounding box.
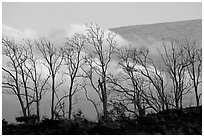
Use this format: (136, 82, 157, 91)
(2, 119, 8, 126)
(73, 109, 85, 122)
(15, 115, 39, 124)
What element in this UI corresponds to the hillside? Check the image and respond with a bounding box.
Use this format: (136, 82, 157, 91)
(2, 106, 202, 135)
(110, 19, 202, 47)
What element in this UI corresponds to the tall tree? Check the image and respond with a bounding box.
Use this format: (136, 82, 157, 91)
(183, 39, 202, 106)
(158, 39, 191, 109)
(24, 41, 50, 121)
(17, 44, 31, 116)
(2, 38, 28, 116)
(109, 47, 148, 117)
(36, 38, 63, 120)
(82, 23, 117, 121)
(62, 33, 86, 119)
(134, 48, 171, 111)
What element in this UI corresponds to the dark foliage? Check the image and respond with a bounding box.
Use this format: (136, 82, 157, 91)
(41, 118, 61, 127)
(15, 115, 39, 124)
(2, 119, 8, 126)
(2, 106, 202, 135)
(136, 106, 202, 134)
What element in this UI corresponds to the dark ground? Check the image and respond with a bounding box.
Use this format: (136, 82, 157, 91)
(2, 106, 202, 135)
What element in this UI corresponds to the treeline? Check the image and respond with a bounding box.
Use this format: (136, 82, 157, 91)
(2, 23, 202, 122)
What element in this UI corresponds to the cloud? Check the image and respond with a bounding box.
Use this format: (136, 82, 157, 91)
(65, 24, 87, 37)
(65, 23, 129, 47)
(2, 25, 38, 42)
(43, 24, 130, 61)
(45, 24, 86, 43)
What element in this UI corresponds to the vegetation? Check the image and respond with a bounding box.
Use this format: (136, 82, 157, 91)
(2, 23, 202, 135)
(2, 106, 202, 135)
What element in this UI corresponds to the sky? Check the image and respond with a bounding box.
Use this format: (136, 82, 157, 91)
(3, 2, 202, 36)
(2, 2, 202, 123)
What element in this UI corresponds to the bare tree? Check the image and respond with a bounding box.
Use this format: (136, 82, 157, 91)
(82, 23, 117, 121)
(2, 38, 27, 116)
(81, 56, 103, 120)
(158, 39, 191, 109)
(17, 44, 31, 116)
(133, 47, 172, 111)
(36, 38, 63, 120)
(61, 33, 86, 119)
(24, 41, 50, 121)
(182, 39, 202, 106)
(108, 47, 148, 117)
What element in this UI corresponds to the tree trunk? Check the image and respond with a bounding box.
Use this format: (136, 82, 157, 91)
(68, 94, 72, 120)
(192, 62, 200, 107)
(133, 99, 137, 117)
(17, 94, 27, 116)
(175, 97, 179, 109)
(68, 79, 74, 120)
(21, 72, 30, 116)
(103, 80, 108, 122)
(68, 89, 72, 120)
(98, 78, 107, 121)
(180, 96, 183, 109)
(35, 86, 40, 121)
(103, 92, 108, 121)
(36, 101, 40, 121)
(24, 88, 30, 116)
(16, 77, 27, 116)
(51, 75, 55, 120)
(194, 84, 199, 106)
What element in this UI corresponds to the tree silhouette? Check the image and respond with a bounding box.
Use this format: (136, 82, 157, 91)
(2, 38, 30, 116)
(36, 38, 64, 120)
(82, 23, 117, 121)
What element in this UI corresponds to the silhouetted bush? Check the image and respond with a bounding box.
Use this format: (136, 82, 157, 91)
(73, 109, 85, 122)
(15, 115, 39, 124)
(2, 119, 8, 126)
